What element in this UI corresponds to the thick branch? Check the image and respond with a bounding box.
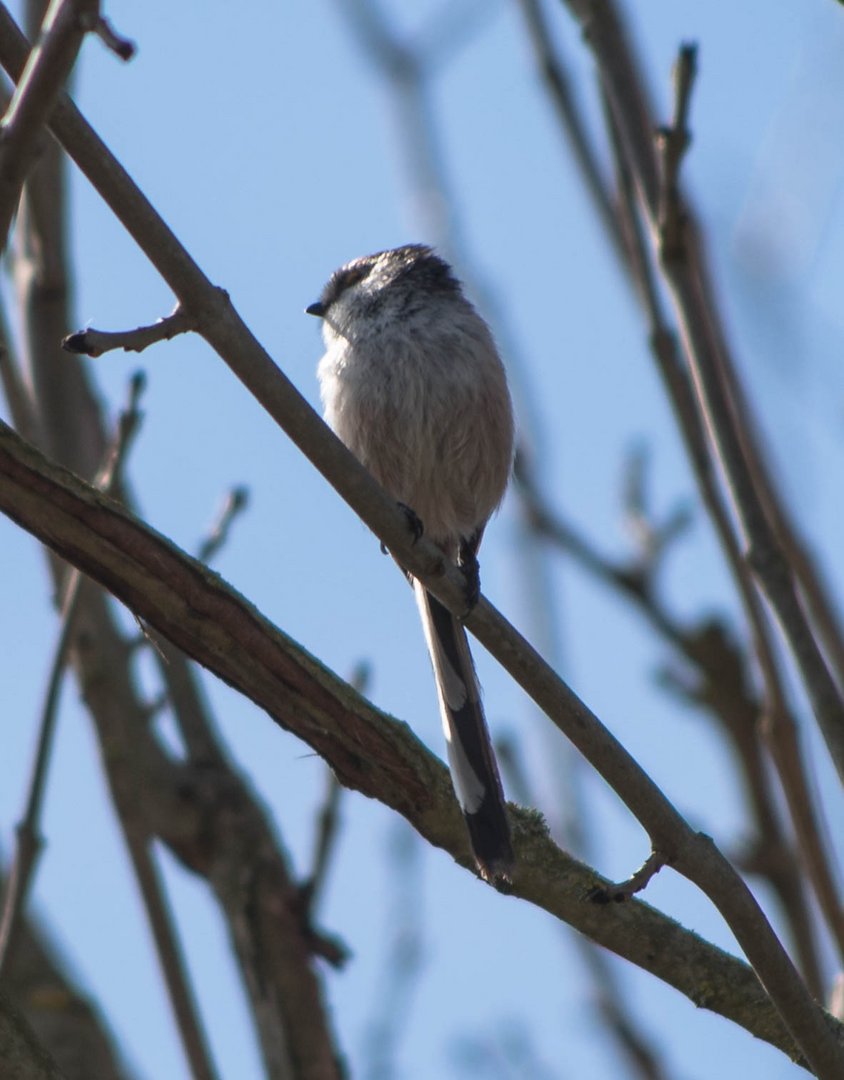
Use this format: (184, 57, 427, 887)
(1, 420, 842, 1070)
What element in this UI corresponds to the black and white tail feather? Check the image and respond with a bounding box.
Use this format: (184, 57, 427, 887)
(415, 581, 513, 882)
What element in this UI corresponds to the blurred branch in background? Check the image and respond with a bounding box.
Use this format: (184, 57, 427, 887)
(362, 820, 426, 1080)
(0, 2, 343, 1077)
(0, 863, 132, 1080)
(0, 371, 145, 980)
(0, 0, 100, 250)
(515, 0, 843, 995)
(0, 0, 843, 1076)
(562, 0, 844, 783)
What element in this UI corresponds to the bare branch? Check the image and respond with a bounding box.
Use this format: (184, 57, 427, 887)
(654, 43, 696, 261)
(1, 421, 842, 1071)
(0, 371, 145, 976)
(0, 310, 41, 446)
(515, 0, 627, 267)
(591, 849, 668, 904)
(0, 864, 134, 1079)
(521, 462, 828, 992)
(567, 3, 844, 786)
(0, 2, 836, 1064)
(301, 661, 369, 920)
(63, 305, 196, 358)
(197, 485, 249, 564)
(4, 10, 343, 1074)
(0, 0, 98, 249)
(124, 838, 218, 1080)
(92, 14, 135, 61)
(597, 31, 844, 979)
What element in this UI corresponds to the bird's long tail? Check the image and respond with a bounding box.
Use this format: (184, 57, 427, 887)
(414, 580, 513, 883)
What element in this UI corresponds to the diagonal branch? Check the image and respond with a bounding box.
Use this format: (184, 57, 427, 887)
(0, 0, 98, 248)
(0, 4, 837, 1066)
(0, 373, 144, 977)
(1, 420, 843, 1073)
(560, 0, 844, 788)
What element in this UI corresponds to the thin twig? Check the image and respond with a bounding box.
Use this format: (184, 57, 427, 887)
(516, 0, 627, 268)
(6, 7, 341, 1073)
(123, 835, 218, 1080)
(63, 304, 196, 358)
(0, 311, 41, 447)
(301, 662, 368, 917)
(0, 372, 145, 975)
(337, 12, 675, 1068)
(197, 485, 249, 564)
(92, 14, 135, 61)
(590, 849, 668, 904)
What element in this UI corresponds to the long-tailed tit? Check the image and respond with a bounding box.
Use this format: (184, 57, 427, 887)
(308, 244, 514, 883)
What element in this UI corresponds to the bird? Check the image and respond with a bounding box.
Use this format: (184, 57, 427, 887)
(308, 244, 514, 883)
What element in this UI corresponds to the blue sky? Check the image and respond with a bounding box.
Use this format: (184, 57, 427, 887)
(2, 1, 844, 1077)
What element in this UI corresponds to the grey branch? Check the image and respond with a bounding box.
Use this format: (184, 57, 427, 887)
(0, 372, 145, 977)
(0, 0, 98, 249)
(565, 2, 844, 791)
(0, 1, 838, 1069)
(92, 14, 135, 60)
(1, 420, 842, 1072)
(63, 305, 196, 357)
(197, 485, 249, 564)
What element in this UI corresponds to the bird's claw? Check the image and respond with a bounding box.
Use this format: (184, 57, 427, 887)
(397, 502, 424, 544)
(458, 545, 481, 613)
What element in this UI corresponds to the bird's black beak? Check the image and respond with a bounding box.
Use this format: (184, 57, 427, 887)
(305, 301, 325, 318)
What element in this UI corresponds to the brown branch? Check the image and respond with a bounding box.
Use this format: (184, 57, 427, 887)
(559, 18, 844, 983)
(565, 1, 844, 788)
(515, 0, 627, 268)
(63, 305, 197, 358)
(0, 372, 144, 976)
(0, 865, 133, 1079)
(5, 14, 342, 1074)
(0, 308, 41, 446)
(654, 49, 844, 952)
(591, 850, 669, 904)
(196, 485, 249, 564)
(123, 837, 218, 1080)
(1, 422, 842, 1072)
(599, 83, 839, 985)
(91, 14, 134, 61)
(0, 3, 836, 1064)
(0, 0, 98, 249)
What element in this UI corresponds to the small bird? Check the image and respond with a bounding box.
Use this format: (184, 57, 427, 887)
(308, 244, 514, 883)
